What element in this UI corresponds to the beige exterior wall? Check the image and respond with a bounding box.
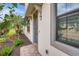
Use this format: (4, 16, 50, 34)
(24, 3, 69, 56)
(38, 3, 69, 56)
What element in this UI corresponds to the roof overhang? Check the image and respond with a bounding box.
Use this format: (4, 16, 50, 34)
(25, 3, 42, 18)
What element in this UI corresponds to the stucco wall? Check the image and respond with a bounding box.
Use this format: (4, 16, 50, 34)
(38, 3, 69, 56)
(24, 3, 69, 56)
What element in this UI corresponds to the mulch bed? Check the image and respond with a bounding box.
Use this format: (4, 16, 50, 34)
(0, 34, 32, 56)
(11, 34, 32, 56)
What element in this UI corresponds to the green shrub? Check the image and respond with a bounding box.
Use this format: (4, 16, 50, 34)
(0, 46, 13, 56)
(0, 35, 7, 42)
(0, 38, 6, 42)
(13, 38, 24, 47)
(7, 28, 16, 37)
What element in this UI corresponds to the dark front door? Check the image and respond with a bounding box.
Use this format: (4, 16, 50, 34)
(33, 11, 38, 44)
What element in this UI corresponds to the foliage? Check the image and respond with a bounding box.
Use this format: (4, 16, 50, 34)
(7, 28, 16, 37)
(0, 4, 5, 11)
(0, 3, 18, 31)
(0, 35, 7, 42)
(0, 38, 6, 43)
(0, 3, 26, 35)
(0, 46, 13, 56)
(0, 3, 26, 56)
(0, 21, 12, 30)
(7, 14, 26, 34)
(13, 3, 17, 8)
(13, 38, 24, 47)
(0, 3, 25, 44)
(0, 17, 15, 35)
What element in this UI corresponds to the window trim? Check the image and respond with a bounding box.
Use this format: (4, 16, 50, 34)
(53, 41, 79, 56)
(50, 3, 79, 56)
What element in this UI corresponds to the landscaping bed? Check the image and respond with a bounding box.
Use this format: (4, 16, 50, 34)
(0, 34, 31, 56)
(0, 3, 30, 56)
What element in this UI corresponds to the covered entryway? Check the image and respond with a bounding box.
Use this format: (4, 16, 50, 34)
(33, 11, 38, 44)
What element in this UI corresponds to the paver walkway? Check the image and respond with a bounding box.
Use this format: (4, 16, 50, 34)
(20, 43, 41, 56)
(11, 34, 40, 56)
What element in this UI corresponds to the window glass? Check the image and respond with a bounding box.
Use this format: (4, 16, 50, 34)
(57, 3, 79, 16)
(27, 19, 30, 33)
(57, 3, 79, 48)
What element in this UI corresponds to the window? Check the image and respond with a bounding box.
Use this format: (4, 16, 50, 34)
(27, 19, 30, 33)
(57, 3, 79, 48)
(57, 3, 79, 16)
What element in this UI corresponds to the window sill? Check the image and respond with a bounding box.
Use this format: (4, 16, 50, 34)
(52, 41, 79, 56)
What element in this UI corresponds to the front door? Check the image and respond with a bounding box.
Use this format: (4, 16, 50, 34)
(33, 11, 38, 44)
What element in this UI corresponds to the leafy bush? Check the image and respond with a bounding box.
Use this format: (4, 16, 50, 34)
(0, 35, 7, 42)
(0, 38, 6, 43)
(0, 46, 13, 56)
(7, 29, 16, 37)
(13, 38, 24, 47)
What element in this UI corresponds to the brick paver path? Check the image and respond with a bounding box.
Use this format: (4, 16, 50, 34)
(20, 43, 41, 56)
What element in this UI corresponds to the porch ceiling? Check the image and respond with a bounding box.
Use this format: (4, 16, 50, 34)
(25, 3, 42, 17)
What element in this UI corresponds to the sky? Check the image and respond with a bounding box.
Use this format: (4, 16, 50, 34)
(0, 3, 26, 22)
(1, 3, 79, 21)
(57, 3, 79, 15)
